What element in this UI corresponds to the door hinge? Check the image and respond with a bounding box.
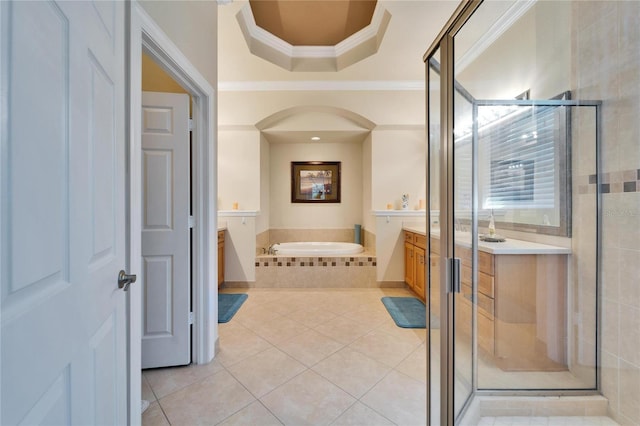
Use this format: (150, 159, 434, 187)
(189, 118, 194, 131)
(188, 216, 195, 229)
(189, 312, 194, 325)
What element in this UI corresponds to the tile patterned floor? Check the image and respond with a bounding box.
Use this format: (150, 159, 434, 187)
(141, 287, 618, 425)
(142, 287, 428, 426)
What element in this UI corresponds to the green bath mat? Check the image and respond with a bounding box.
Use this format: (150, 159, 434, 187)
(218, 293, 248, 323)
(381, 297, 428, 329)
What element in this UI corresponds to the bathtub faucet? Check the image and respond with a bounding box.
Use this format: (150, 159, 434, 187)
(267, 243, 278, 255)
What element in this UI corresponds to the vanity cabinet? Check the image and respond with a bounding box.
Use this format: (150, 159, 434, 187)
(455, 248, 567, 369)
(218, 230, 225, 287)
(404, 231, 426, 301)
(457, 246, 496, 357)
(405, 228, 568, 371)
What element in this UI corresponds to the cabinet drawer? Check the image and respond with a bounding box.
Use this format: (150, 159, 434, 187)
(478, 311, 495, 355)
(430, 237, 440, 254)
(457, 246, 471, 265)
(457, 246, 494, 276)
(405, 231, 414, 243)
(461, 266, 494, 298)
(478, 251, 494, 275)
(461, 283, 494, 318)
(414, 233, 426, 249)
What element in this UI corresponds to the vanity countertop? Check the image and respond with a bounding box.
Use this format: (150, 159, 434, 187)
(402, 225, 571, 255)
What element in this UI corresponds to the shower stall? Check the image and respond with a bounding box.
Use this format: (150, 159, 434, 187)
(424, 1, 603, 423)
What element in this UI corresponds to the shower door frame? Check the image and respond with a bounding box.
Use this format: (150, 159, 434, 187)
(425, 2, 482, 424)
(424, 1, 604, 424)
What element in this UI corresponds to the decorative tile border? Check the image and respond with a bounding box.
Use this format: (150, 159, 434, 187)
(576, 169, 640, 194)
(255, 256, 377, 268)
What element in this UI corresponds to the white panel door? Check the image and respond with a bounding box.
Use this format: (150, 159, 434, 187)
(1, 1, 127, 425)
(141, 91, 191, 369)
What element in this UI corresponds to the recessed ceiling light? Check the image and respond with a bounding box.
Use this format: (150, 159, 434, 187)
(310, 136, 321, 141)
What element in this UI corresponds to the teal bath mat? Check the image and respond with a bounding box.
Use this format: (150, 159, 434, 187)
(381, 297, 427, 328)
(218, 293, 248, 323)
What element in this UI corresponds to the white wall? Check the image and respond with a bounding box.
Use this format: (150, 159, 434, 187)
(371, 128, 427, 210)
(217, 129, 261, 210)
(362, 134, 374, 232)
(219, 214, 256, 282)
(256, 134, 270, 234)
(269, 141, 364, 229)
(139, 1, 217, 88)
(374, 215, 425, 282)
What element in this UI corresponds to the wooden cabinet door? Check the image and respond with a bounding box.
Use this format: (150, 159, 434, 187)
(404, 241, 415, 289)
(414, 246, 426, 300)
(217, 231, 225, 286)
(429, 253, 440, 318)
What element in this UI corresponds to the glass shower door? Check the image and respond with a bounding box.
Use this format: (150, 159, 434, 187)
(427, 49, 441, 425)
(427, 38, 476, 424)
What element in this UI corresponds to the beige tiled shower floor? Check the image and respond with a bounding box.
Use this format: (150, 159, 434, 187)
(142, 287, 428, 425)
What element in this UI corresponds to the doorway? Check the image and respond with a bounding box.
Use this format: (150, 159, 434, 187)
(128, 3, 218, 422)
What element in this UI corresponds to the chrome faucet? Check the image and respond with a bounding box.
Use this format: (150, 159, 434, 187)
(267, 243, 278, 255)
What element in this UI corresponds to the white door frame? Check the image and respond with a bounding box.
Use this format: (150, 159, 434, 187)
(127, 2, 217, 423)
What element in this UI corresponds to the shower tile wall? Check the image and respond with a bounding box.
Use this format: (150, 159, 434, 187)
(573, 2, 640, 424)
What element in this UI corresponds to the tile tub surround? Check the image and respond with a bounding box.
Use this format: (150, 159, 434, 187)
(248, 254, 390, 288)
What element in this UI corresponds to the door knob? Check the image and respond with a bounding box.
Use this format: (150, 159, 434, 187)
(118, 270, 137, 291)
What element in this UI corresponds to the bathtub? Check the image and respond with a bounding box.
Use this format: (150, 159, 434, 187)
(272, 242, 364, 256)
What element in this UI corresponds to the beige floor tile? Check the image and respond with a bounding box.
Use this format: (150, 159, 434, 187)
(375, 316, 427, 343)
(143, 359, 225, 399)
(248, 315, 310, 345)
(261, 369, 356, 426)
(341, 304, 391, 327)
(260, 297, 309, 316)
(141, 401, 169, 426)
(159, 370, 255, 425)
(348, 329, 422, 368)
(331, 402, 395, 426)
(141, 374, 156, 402)
(233, 304, 284, 329)
(312, 347, 391, 399)
(277, 329, 345, 367)
(216, 323, 273, 367)
(361, 370, 426, 426)
(314, 316, 376, 345)
(227, 347, 307, 398)
(286, 307, 338, 328)
(395, 343, 427, 384)
(217, 400, 283, 426)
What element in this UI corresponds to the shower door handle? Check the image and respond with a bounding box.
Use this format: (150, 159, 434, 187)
(445, 257, 461, 294)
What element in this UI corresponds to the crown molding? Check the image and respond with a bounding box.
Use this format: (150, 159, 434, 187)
(236, 2, 391, 71)
(218, 80, 425, 92)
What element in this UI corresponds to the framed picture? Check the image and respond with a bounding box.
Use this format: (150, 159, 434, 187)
(291, 161, 341, 203)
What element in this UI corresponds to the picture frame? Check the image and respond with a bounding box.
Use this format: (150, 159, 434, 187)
(291, 161, 341, 203)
